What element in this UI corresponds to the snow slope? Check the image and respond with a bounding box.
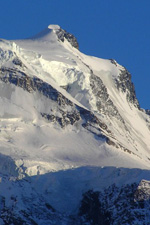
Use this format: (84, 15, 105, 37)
(0, 25, 150, 223)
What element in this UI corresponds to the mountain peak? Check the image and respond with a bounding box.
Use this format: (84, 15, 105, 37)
(47, 24, 79, 49)
(1, 24, 150, 224)
(30, 24, 79, 49)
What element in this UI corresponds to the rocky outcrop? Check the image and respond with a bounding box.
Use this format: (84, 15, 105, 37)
(90, 73, 125, 122)
(41, 111, 81, 128)
(146, 109, 150, 116)
(134, 179, 150, 202)
(115, 67, 140, 108)
(79, 182, 150, 225)
(0, 66, 73, 107)
(56, 28, 79, 49)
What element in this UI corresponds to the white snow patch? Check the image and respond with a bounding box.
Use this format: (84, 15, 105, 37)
(48, 24, 60, 30)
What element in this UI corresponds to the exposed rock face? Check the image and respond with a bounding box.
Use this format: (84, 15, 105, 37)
(79, 190, 111, 225)
(79, 182, 150, 225)
(56, 28, 79, 49)
(115, 67, 140, 108)
(134, 179, 150, 201)
(0, 66, 73, 105)
(146, 109, 150, 116)
(0, 66, 109, 136)
(12, 57, 23, 67)
(41, 111, 81, 128)
(90, 72, 124, 122)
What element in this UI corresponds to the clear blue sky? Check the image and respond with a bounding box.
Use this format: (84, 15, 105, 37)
(0, 0, 150, 109)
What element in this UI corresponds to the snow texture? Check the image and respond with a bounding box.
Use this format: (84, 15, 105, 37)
(0, 24, 150, 224)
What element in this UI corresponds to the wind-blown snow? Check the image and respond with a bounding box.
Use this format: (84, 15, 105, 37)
(48, 24, 60, 30)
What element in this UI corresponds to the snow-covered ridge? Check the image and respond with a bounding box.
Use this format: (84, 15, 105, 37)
(0, 24, 150, 175)
(0, 24, 150, 224)
(29, 24, 79, 50)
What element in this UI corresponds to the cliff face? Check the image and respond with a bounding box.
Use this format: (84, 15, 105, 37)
(56, 27, 79, 49)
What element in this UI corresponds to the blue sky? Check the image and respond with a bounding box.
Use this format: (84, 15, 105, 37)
(0, 0, 150, 109)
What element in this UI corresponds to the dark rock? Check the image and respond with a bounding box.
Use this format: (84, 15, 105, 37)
(115, 67, 140, 108)
(79, 190, 111, 225)
(12, 57, 23, 67)
(90, 72, 125, 123)
(146, 109, 150, 116)
(134, 180, 150, 202)
(79, 182, 150, 225)
(56, 28, 79, 50)
(41, 111, 81, 128)
(110, 59, 117, 66)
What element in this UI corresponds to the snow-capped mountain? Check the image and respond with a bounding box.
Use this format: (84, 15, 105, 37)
(0, 25, 150, 224)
